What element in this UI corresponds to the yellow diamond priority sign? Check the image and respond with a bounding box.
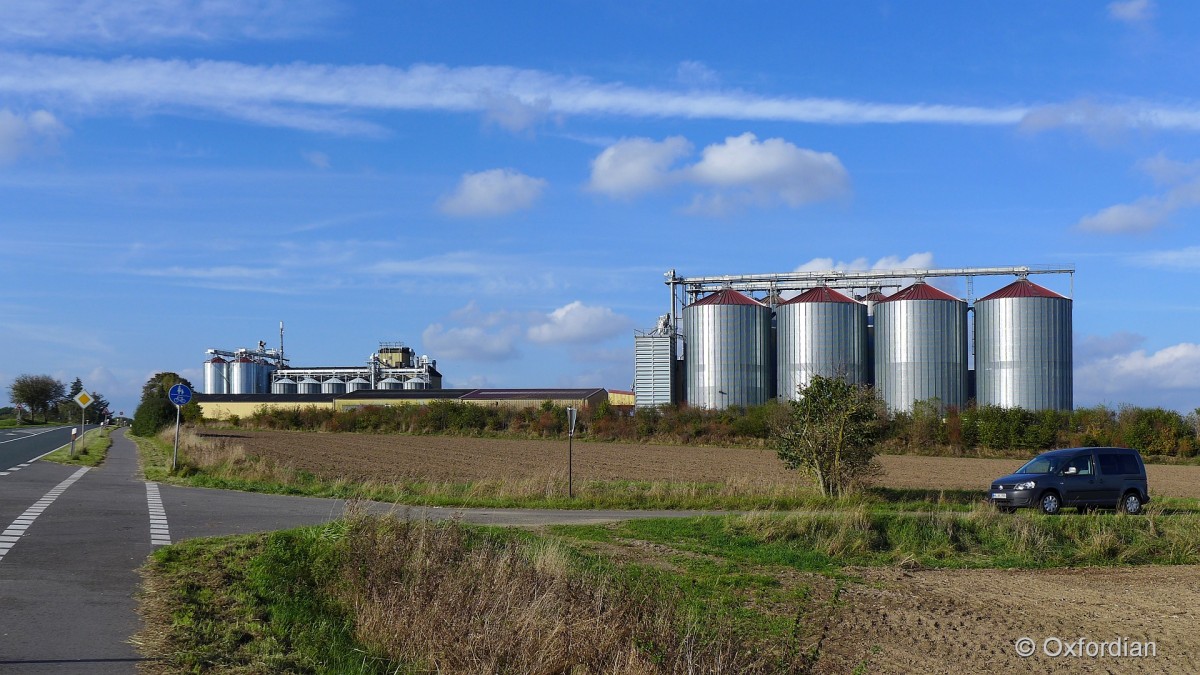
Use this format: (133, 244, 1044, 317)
(74, 392, 93, 408)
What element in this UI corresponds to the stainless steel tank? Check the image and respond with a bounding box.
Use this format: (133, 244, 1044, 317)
(776, 287, 868, 400)
(346, 377, 370, 392)
(379, 377, 403, 390)
(229, 357, 254, 395)
(682, 289, 772, 409)
(204, 356, 228, 395)
(975, 279, 1073, 411)
(297, 377, 322, 395)
(321, 377, 346, 395)
(874, 283, 968, 412)
(271, 377, 297, 395)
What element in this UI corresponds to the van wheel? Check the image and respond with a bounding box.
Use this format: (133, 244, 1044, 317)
(1039, 492, 1061, 515)
(1120, 492, 1143, 515)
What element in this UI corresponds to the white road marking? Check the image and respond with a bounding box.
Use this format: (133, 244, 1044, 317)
(145, 482, 171, 546)
(0, 466, 89, 564)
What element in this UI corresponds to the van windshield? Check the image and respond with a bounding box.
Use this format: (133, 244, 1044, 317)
(1016, 455, 1061, 474)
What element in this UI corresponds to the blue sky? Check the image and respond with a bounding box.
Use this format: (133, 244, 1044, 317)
(2, 0, 1199, 416)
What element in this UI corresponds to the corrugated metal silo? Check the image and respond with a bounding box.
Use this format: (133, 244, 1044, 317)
(204, 356, 228, 394)
(297, 377, 322, 395)
(346, 377, 370, 392)
(404, 377, 429, 390)
(229, 357, 254, 395)
(975, 279, 1072, 411)
(861, 290, 888, 387)
(257, 360, 275, 394)
(776, 287, 868, 400)
(379, 377, 403, 390)
(271, 377, 297, 394)
(321, 377, 346, 395)
(682, 289, 772, 409)
(874, 282, 968, 412)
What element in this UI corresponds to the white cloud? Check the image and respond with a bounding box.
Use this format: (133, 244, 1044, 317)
(1077, 155, 1200, 233)
(527, 301, 632, 345)
(1075, 340, 1200, 410)
(794, 252, 935, 273)
(587, 136, 691, 197)
(1108, 0, 1155, 24)
(685, 133, 849, 212)
(675, 60, 719, 88)
(421, 323, 520, 362)
(438, 169, 546, 217)
(479, 91, 551, 133)
(590, 133, 848, 214)
(1131, 246, 1200, 269)
(0, 0, 333, 45)
(1077, 200, 1167, 233)
(9, 52, 1200, 138)
(1076, 332, 1146, 363)
(0, 108, 67, 164)
(302, 150, 330, 169)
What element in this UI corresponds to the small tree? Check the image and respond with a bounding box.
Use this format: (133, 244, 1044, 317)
(132, 372, 200, 436)
(9, 374, 66, 423)
(772, 375, 885, 498)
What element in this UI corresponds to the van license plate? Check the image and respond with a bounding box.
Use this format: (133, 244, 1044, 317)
(991, 493, 1006, 499)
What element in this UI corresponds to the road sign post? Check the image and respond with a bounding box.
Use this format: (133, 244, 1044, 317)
(566, 406, 578, 499)
(72, 392, 93, 457)
(168, 384, 193, 472)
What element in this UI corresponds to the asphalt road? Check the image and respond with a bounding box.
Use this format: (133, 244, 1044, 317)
(0, 428, 714, 672)
(0, 426, 97, 471)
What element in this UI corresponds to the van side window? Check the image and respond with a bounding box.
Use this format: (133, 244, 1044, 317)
(1117, 454, 1141, 475)
(1066, 454, 1093, 476)
(1098, 453, 1120, 475)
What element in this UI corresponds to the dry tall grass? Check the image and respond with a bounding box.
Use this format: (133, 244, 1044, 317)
(336, 512, 771, 674)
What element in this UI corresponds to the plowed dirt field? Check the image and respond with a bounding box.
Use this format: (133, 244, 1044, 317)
(198, 429, 1200, 498)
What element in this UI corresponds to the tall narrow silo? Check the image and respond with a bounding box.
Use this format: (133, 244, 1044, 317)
(229, 357, 254, 395)
(861, 289, 888, 387)
(874, 282, 968, 412)
(975, 279, 1072, 411)
(682, 289, 772, 409)
(776, 286, 868, 400)
(204, 356, 228, 394)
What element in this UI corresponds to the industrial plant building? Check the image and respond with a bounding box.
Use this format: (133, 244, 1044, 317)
(198, 329, 612, 419)
(635, 266, 1074, 413)
(203, 340, 442, 397)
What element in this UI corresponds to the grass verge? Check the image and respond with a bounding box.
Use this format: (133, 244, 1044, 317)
(41, 426, 113, 467)
(138, 513, 811, 673)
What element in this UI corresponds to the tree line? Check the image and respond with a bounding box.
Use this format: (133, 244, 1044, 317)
(209, 391, 1200, 459)
(4, 374, 112, 425)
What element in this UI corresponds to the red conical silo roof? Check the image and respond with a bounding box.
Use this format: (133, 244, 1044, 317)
(687, 289, 764, 307)
(782, 286, 858, 304)
(978, 279, 1067, 301)
(880, 282, 961, 303)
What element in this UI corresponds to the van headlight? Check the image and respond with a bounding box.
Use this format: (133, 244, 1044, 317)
(1014, 481, 1036, 491)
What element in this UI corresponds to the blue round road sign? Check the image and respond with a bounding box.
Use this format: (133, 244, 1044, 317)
(168, 383, 193, 406)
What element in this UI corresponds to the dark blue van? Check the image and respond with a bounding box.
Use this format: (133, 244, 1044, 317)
(988, 447, 1150, 515)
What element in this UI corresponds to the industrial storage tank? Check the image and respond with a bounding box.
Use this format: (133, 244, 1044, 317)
(321, 377, 346, 395)
(682, 289, 772, 409)
(297, 377, 322, 395)
(776, 286, 869, 400)
(257, 361, 276, 394)
(346, 377, 370, 392)
(378, 377, 403, 390)
(204, 356, 228, 395)
(404, 376, 429, 390)
(228, 357, 255, 395)
(975, 278, 1072, 411)
(271, 377, 297, 395)
(874, 282, 968, 412)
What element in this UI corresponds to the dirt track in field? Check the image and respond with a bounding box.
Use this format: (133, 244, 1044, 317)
(821, 564, 1200, 672)
(197, 429, 1200, 498)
